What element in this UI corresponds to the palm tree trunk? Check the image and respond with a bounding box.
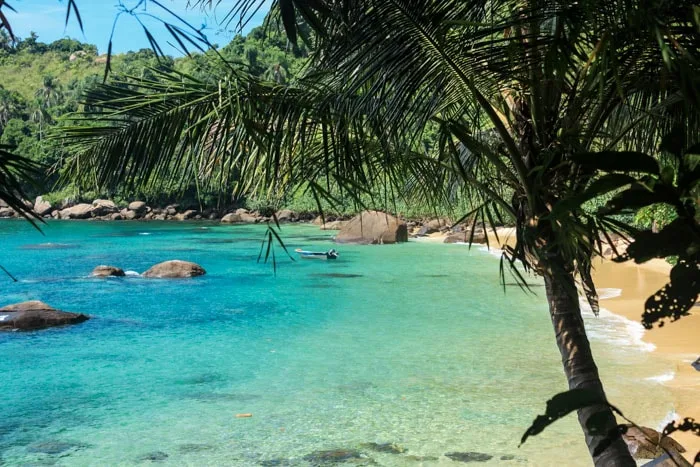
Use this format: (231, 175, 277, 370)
(543, 254, 636, 466)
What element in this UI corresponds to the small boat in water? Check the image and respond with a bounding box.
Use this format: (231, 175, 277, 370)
(295, 248, 339, 260)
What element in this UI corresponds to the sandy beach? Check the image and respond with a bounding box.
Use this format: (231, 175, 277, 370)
(434, 226, 700, 461)
(591, 258, 700, 461)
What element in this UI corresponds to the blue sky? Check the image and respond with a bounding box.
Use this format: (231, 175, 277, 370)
(6, 0, 270, 54)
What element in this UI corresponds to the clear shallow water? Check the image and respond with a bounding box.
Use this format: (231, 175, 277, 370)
(0, 220, 675, 466)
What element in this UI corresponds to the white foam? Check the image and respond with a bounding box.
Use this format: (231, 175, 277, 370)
(138, 232, 151, 236)
(581, 299, 656, 352)
(124, 271, 140, 277)
(645, 371, 675, 383)
(0, 315, 8, 322)
(597, 288, 622, 300)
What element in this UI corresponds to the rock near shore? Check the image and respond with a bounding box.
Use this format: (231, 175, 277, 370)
(91, 265, 126, 277)
(142, 260, 206, 278)
(335, 210, 408, 245)
(0, 301, 89, 331)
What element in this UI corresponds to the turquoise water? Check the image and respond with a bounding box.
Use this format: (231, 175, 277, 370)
(0, 220, 675, 466)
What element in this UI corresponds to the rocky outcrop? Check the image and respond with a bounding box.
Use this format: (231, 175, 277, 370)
(91, 265, 126, 277)
(59, 203, 94, 219)
(142, 260, 206, 278)
(34, 196, 53, 216)
(92, 199, 118, 216)
(275, 209, 297, 222)
(622, 425, 688, 465)
(0, 301, 89, 331)
(335, 211, 408, 245)
(175, 210, 197, 221)
(128, 201, 148, 214)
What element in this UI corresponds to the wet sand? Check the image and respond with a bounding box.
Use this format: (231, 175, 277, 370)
(591, 258, 700, 461)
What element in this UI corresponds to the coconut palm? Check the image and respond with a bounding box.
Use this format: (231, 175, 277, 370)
(61, 0, 699, 464)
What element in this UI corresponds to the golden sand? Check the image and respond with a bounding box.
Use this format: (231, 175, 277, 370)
(591, 258, 700, 461)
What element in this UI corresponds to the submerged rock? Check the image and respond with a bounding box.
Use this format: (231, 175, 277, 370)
(335, 211, 408, 245)
(142, 260, 206, 278)
(361, 442, 406, 454)
(26, 440, 86, 455)
(91, 265, 126, 277)
(303, 449, 366, 465)
(0, 301, 89, 331)
(137, 451, 169, 462)
(445, 452, 493, 462)
(177, 443, 214, 453)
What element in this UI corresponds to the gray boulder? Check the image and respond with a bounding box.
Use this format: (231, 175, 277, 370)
(128, 201, 148, 214)
(34, 196, 53, 216)
(142, 260, 206, 278)
(221, 213, 243, 223)
(59, 203, 94, 219)
(275, 209, 297, 222)
(0, 207, 15, 218)
(120, 209, 137, 220)
(335, 210, 408, 245)
(0, 301, 89, 331)
(92, 199, 118, 216)
(91, 265, 125, 277)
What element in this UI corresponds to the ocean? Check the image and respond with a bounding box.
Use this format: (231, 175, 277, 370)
(0, 220, 675, 466)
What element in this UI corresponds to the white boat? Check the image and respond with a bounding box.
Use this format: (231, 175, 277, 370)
(295, 248, 339, 260)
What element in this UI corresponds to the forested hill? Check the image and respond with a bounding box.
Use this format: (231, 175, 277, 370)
(0, 27, 308, 205)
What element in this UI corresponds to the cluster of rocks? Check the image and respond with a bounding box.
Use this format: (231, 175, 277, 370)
(1, 195, 501, 246)
(0, 301, 89, 332)
(91, 260, 206, 279)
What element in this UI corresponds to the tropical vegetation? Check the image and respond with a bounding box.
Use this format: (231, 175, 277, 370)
(1, 0, 698, 465)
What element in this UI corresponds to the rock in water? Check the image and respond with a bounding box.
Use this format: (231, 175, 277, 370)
(334, 210, 408, 245)
(0, 301, 89, 331)
(142, 260, 206, 278)
(275, 209, 297, 222)
(361, 442, 406, 454)
(445, 452, 493, 462)
(91, 265, 126, 277)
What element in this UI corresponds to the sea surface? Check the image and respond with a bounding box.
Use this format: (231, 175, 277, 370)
(0, 220, 676, 466)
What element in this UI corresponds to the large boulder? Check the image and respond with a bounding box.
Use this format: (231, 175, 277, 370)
(128, 201, 148, 214)
(174, 210, 197, 221)
(120, 209, 137, 220)
(142, 260, 206, 278)
(59, 203, 94, 219)
(34, 196, 53, 216)
(92, 199, 118, 216)
(320, 220, 348, 231)
(91, 265, 125, 277)
(0, 301, 89, 331)
(275, 209, 297, 222)
(335, 211, 408, 245)
(622, 425, 687, 465)
(221, 213, 244, 223)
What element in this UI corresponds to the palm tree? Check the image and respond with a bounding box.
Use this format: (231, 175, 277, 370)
(35, 75, 63, 109)
(62, 1, 699, 464)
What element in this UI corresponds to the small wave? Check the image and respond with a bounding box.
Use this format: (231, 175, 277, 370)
(645, 371, 675, 383)
(138, 232, 151, 236)
(581, 300, 656, 352)
(124, 271, 140, 277)
(598, 288, 622, 300)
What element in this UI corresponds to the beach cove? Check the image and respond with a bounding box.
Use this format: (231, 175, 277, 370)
(0, 219, 694, 465)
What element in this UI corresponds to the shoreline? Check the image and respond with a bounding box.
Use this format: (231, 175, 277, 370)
(444, 226, 699, 460)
